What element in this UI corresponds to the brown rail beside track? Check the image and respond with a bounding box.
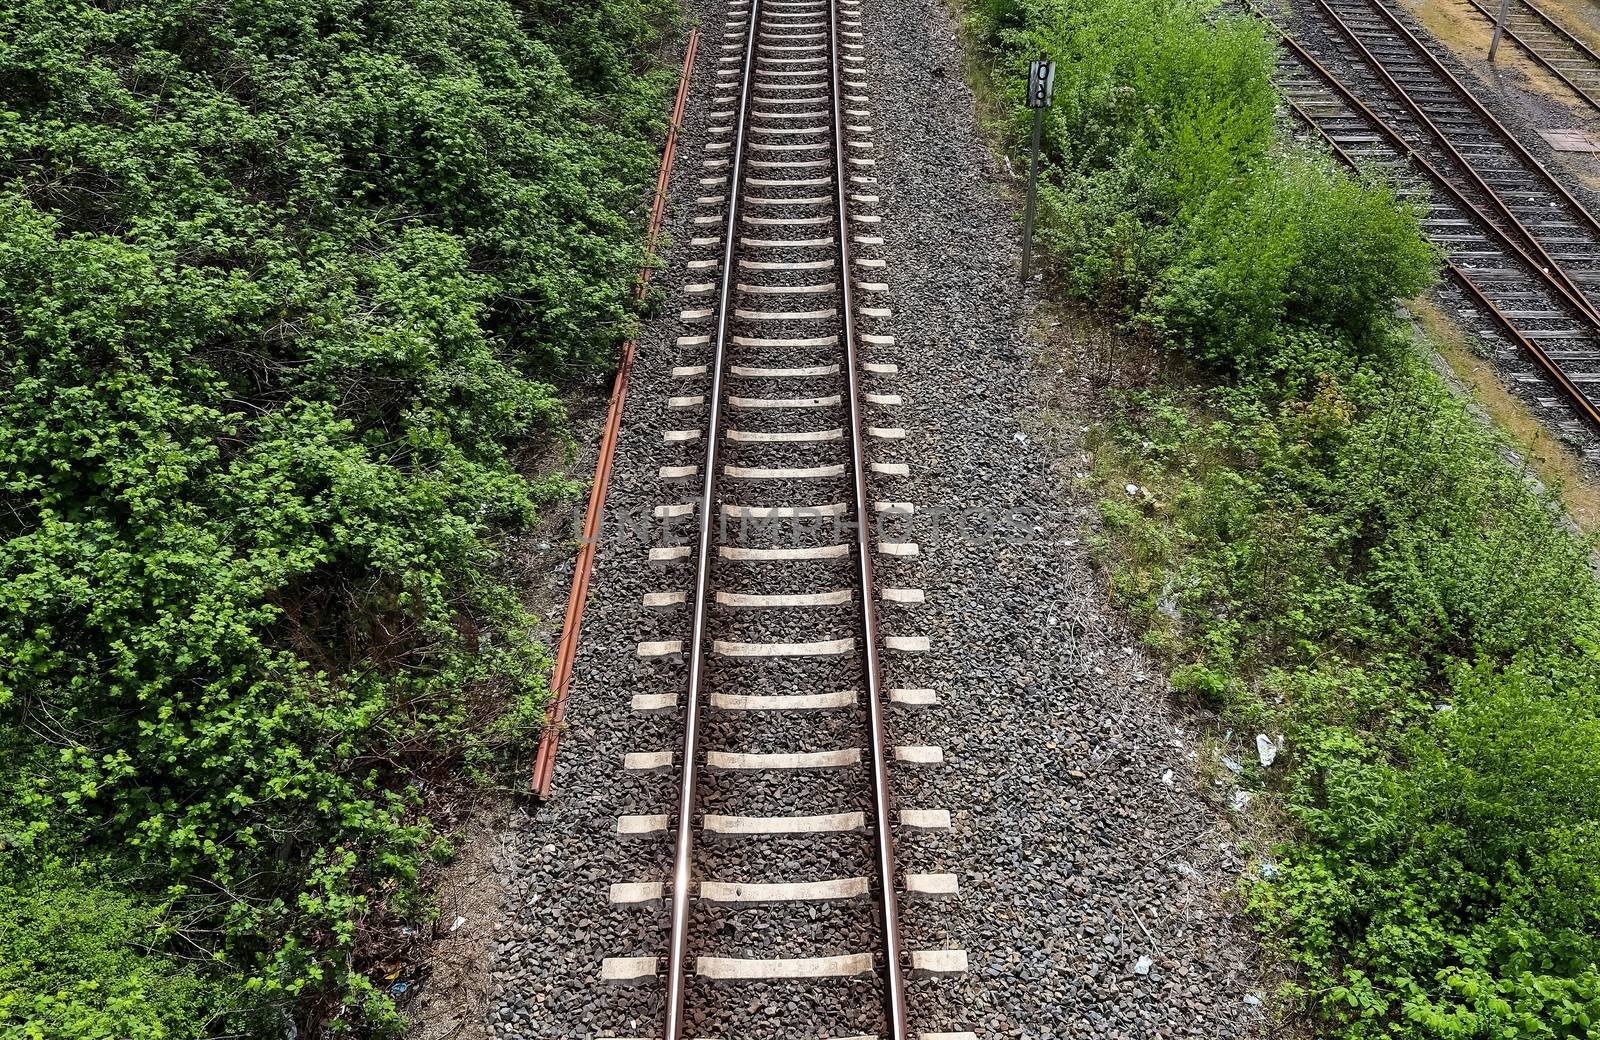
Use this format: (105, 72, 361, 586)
(533, 30, 700, 799)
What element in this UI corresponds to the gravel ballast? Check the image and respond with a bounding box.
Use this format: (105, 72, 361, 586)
(474, 0, 1270, 1033)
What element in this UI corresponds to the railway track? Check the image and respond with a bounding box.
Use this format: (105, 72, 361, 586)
(1461, 0, 1600, 113)
(1294, 0, 1600, 302)
(1250, 0, 1600, 436)
(597, 0, 970, 1036)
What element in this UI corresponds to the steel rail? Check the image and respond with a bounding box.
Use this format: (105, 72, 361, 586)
(1461, 0, 1600, 114)
(1249, 1, 1600, 335)
(662, 0, 761, 1033)
(825, 0, 911, 1033)
(1277, 85, 1600, 429)
(534, 29, 701, 799)
(1304, 0, 1600, 325)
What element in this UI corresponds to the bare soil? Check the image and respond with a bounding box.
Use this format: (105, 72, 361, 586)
(406, 805, 516, 1040)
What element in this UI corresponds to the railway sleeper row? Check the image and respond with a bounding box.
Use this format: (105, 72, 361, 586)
(594, 0, 973, 1036)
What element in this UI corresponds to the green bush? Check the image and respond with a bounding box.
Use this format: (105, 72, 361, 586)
(1094, 351, 1600, 1034)
(982, 0, 1277, 190)
(1147, 155, 1438, 365)
(0, 0, 672, 1031)
(1096, 352, 1600, 1040)
(1003, 0, 1281, 310)
(1115, 354, 1600, 670)
(977, 0, 1437, 365)
(1259, 656, 1600, 1037)
(0, 863, 248, 1040)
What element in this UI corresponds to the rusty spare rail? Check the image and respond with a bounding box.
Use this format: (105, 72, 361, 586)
(532, 29, 700, 800)
(1463, 0, 1600, 114)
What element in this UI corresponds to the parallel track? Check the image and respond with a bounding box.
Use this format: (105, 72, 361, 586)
(1253, 0, 1600, 434)
(1307, 0, 1600, 304)
(600, 0, 968, 1035)
(1462, 0, 1600, 112)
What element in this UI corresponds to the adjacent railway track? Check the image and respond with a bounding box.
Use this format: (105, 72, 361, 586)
(1304, 0, 1600, 301)
(1462, 0, 1600, 113)
(1248, 0, 1600, 435)
(597, 0, 969, 1035)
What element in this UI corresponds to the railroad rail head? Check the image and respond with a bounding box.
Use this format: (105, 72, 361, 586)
(659, 0, 764, 1032)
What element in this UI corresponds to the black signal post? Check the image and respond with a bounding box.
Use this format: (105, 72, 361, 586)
(1021, 52, 1055, 284)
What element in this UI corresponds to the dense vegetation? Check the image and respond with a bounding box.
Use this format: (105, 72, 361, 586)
(0, 0, 672, 1034)
(971, 0, 1600, 1035)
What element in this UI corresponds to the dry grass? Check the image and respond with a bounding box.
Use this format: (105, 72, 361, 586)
(1411, 295, 1600, 534)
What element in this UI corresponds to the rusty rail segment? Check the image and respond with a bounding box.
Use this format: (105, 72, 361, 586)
(660, 0, 761, 1031)
(828, 0, 912, 1027)
(1462, 0, 1600, 114)
(533, 29, 700, 800)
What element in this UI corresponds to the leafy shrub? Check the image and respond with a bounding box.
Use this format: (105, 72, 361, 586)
(1117, 355, 1600, 669)
(997, 0, 1280, 310)
(0, 862, 248, 1040)
(0, 0, 673, 1032)
(982, 0, 1437, 367)
(1147, 155, 1438, 365)
(1258, 656, 1600, 1037)
(982, 0, 1277, 190)
(1097, 351, 1600, 1040)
